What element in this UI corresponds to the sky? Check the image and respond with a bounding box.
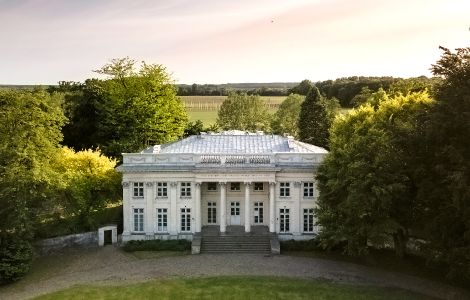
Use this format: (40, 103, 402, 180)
(0, 0, 469, 85)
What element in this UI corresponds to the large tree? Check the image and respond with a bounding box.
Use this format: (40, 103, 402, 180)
(315, 91, 434, 257)
(271, 94, 304, 138)
(217, 92, 271, 131)
(298, 86, 330, 148)
(0, 88, 66, 282)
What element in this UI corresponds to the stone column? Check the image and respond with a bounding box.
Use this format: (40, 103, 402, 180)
(145, 182, 155, 236)
(269, 181, 276, 233)
(244, 182, 251, 233)
(219, 182, 226, 233)
(169, 181, 178, 235)
(293, 181, 302, 235)
(195, 182, 201, 233)
(122, 182, 131, 236)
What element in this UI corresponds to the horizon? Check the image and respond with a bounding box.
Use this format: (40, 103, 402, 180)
(0, 0, 468, 85)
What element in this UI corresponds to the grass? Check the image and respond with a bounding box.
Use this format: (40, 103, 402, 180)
(33, 276, 433, 300)
(188, 110, 218, 125)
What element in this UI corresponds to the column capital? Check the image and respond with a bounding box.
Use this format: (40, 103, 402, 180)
(269, 181, 276, 186)
(146, 182, 154, 187)
(244, 181, 252, 186)
(122, 182, 130, 188)
(294, 181, 302, 187)
(195, 182, 201, 187)
(170, 181, 177, 187)
(218, 182, 226, 186)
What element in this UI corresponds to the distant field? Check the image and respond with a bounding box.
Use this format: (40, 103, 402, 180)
(181, 95, 286, 111)
(188, 111, 218, 125)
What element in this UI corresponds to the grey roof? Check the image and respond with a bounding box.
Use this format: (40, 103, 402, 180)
(140, 132, 327, 154)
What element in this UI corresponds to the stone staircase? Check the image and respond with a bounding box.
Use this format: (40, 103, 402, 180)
(199, 225, 276, 254)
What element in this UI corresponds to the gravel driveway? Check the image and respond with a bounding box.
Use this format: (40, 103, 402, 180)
(0, 246, 468, 300)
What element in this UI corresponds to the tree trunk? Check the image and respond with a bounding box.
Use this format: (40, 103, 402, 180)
(393, 229, 408, 258)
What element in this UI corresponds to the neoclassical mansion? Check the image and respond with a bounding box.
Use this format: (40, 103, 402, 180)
(118, 131, 327, 242)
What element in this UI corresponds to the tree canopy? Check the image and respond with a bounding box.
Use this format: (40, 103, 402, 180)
(271, 94, 304, 138)
(217, 92, 271, 131)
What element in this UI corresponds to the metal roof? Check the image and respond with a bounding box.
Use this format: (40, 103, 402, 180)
(140, 132, 327, 154)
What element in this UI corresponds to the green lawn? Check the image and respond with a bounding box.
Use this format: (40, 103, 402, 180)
(188, 110, 218, 125)
(34, 276, 432, 300)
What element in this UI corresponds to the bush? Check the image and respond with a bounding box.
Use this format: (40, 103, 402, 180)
(0, 236, 33, 284)
(280, 239, 322, 252)
(122, 239, 191, 252)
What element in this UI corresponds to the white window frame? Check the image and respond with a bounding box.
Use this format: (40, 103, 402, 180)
(133, 182, 144, 198)
(279, 182, 290, 197)
(207, 202, 217, 224)
(157, 182, 168, 198)
(303, 208, 315, 233)
(180, 208, 191, 232)
(254, 202, 264, 224)
(156, 208, 168, 232)
(180, 182, 191, 197)
(230, 182, 241, 191)
(207, 182, 217, 192)
(303, 182, 314, 198)
(253, 182, 264, 191)
(279, 208, 290, 233)
(133, 208, 144, 232)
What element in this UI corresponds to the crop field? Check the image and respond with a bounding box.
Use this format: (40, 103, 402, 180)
(181, 95, 286, 111)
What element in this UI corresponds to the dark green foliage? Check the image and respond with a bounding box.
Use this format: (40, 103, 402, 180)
(184, 120, 205, 137)
(271, 94, 304, 137)
(280, 239, 321, 251)
(0, 236, 33, 283)
(298, 86, 330, 149)
(122, 239, 191, 252)
(287, 79, 314, 95)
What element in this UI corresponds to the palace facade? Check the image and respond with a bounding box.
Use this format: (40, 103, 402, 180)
(118, 131, 327, 242)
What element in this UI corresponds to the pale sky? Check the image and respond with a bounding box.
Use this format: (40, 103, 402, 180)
(0, 0, 469, 84)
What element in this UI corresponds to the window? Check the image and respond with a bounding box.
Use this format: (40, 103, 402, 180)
(303, 182, 314, 197)
(207, 182, 217, 191)
(180, 182, 191, 197)
(156, 208, 168, 232)
(303, 208, 315, 232)
(133, 208, 144, 232)
(181, 208, 191, 232)
(254, 202, 263, 223)
(207, 202, 216, 224)
(254, 182, 264, 191)
(230, 182, 241, 191)
(157, 182, 168, 197)
(279, 208, 290, 233)
(279, 182, 290, 197)
(133, 182, 144, 198)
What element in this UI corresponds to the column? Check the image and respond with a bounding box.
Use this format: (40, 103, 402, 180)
(195, 182, 201, 233)
(244, 182, 251, 233)
(293, 181, 302, 235)
(219, 182, 226, 233)
(169, 181, 178, 235)
(145, 182, 155, 236)
(122, 182, 131, 236)
(269, 182, 276, 233)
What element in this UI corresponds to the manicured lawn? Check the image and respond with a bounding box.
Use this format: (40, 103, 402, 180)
(34, 276, 432, 300)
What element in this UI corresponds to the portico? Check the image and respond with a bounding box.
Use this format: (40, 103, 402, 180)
(118, 131, 327, 242)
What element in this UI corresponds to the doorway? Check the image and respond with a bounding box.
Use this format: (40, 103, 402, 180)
(104, 230, 112, 245)
(230, 202, 241, 225)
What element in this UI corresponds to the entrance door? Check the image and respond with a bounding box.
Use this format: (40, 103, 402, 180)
(104, 230, 112, 245)
(254, 202, 264, 224)
(279, 208, 290, 233)
(230, 202, 241, 225)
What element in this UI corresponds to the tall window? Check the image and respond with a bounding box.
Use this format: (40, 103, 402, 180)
(230, 182, 241, 191)
(303, 208, 315, 232)
(208, 202, 217, 224)
(279, 182, 290, 197)
(254, 202, 264, 223)
(133, 208, 144, 232)
(279, 208, 290, 233)
(156, 208, 168, 232)
(181, 208, 191, 232)
(180, 182, 191, 197)
(133, 182, 144, 198)
(157, 182, 168, 197)
(207, 182, 217, 191)
(303, 182, 314, 197)
(254, 182, 264, 191)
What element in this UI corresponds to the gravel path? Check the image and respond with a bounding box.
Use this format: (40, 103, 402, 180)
(0, 246, 468, 300)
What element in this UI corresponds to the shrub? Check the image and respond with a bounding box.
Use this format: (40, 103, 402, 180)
(122, 239, 191, 252)
(280, 239, 322, 252)
(0, 236, 33, 284)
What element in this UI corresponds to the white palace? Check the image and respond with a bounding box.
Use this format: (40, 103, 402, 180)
(118, 131, 327, 243)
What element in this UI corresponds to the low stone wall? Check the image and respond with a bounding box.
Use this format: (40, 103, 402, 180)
(36, 231, 99, 255)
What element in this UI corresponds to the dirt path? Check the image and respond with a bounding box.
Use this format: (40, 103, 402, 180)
(0, 246, 468, 300)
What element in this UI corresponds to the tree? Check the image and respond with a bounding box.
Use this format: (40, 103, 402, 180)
(288, 79, 314, 95)
(184, 120, 205, 137)
(417, 47, 470, 282)
(315, 91, 434, 257)
(271, 94, 304, 137)
(298, 86, 331, 148)
(217, 92, 271, 131)
(49, 147, 122, 230)
(0, 88, 66, 282)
